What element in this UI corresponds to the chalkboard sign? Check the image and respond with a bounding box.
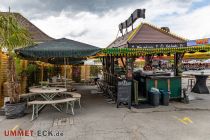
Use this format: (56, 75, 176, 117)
(117, 80, 132, 109)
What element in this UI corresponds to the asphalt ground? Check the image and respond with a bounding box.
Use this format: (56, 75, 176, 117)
(0, 74, 210, 140)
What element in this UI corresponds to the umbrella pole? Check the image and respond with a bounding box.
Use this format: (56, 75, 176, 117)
(64, 58, 67, 88)
(41, 63, 44, 82)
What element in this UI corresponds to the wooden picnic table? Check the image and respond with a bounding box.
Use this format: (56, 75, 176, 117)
(40, 80, 74, 86)
(30, 87, 67, 94)
(29, 87, 67, 111)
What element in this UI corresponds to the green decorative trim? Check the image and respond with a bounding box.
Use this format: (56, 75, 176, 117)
(102, 45, 210, 56)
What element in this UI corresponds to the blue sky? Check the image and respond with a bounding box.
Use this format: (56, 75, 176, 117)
(189, 0, 209, 10)
(1, 0, 210, 47)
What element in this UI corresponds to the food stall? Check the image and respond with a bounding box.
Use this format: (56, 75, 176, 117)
(100, 22, 188, 104)
(100, 11, 210, 106)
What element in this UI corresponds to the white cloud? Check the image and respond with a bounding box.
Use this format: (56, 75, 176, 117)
(0, 4, 7, 12)
(31, 8, 132, 47)
(26, 0, 210, 48)
(157, 4, 210, 40)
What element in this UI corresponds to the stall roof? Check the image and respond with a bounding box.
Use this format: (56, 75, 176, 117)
(15, 38, 101, 59)
(100, 22, 210, 56)
(107, 22, 186, 48)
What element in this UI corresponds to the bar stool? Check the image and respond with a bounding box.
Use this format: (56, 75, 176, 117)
(187, 78, 195, 90)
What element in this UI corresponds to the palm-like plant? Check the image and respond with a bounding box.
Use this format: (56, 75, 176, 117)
(0, 14, 32, 103)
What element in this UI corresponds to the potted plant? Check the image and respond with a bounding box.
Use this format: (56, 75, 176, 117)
(0, 14, 32, 119)
(24, 63, 38, 86)
(47, 66, 55, 80)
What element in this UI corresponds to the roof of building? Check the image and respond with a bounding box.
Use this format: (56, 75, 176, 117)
(107, 22, 187, 48)
(0, 12, 54, 42)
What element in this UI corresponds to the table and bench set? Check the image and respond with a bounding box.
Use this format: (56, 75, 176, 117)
(20, 87, 81, 121)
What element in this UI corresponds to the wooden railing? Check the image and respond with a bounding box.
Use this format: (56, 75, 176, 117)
(100, 72, 118, 101)
(133, 79, 139, 105)
(103, 72, 118, 87)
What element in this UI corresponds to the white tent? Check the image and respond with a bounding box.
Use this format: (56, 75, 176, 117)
(84, 59, 102, 66)
(187, 60, 202, 64)
(203, 59, 210, 63)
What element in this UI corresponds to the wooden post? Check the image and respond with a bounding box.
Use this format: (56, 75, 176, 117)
(84, 65, 86, 81)
(174, 52, 185, 76)
(41, 63, 44, 81)
(145, 54, 153, 66)
(111, 55, 114, 74)
(105, 56, 109, 73)
(167, 79, 171, 92)
(154, 80, 158, 88)
(174, 53, 178, 76)
(126, 57, 134, 80)
(174, 52, 184, 76)
(120, 56, 126, 69)
(0, 52, 3, 107)
(64, 58, 67, 88)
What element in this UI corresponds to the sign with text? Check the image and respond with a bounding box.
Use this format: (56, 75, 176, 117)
(129, 43, 186, 49)
(117, 80, 132, 109)
(187, 38, 210, 46)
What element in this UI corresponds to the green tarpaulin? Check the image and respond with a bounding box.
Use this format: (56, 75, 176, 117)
(15, 38, 101, 59)
(46, 58, 84, 65)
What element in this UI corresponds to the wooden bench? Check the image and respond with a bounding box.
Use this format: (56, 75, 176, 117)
(20, 93, 39, 98)
(20, 93, 40, 102)
(62, 92, 81, 108)
(28, 98, 76, 121)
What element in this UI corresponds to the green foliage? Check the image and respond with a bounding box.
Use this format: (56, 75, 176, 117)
(0, 14, 32, 52)
(0, 14, 33, 103)
(26, 64, 38, 74)
(47, 66, 55, 73)
(90, 66, 101, 77)
(15, 57, 22, 76)
(134, 61, 145, 68)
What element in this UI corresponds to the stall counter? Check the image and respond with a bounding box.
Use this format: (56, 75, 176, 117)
(137, 75, 182, 100)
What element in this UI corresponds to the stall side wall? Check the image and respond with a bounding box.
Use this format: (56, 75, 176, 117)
(146, 77, 182, 99)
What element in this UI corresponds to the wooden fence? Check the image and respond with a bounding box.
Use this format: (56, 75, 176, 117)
(0, 51, 8, 107)
(0, 52, 28, 107)
(0, 52, 98, 107)
(61, 65, 91, 81)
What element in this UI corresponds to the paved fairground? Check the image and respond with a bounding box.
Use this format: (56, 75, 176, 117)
(1, 73, 210, 140)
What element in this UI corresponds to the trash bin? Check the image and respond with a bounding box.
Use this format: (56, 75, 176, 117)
(160, 90, 169, 106)
(148, 91, 152, 104)
(149, 88, 160, 106)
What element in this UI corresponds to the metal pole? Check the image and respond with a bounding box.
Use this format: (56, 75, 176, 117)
(41, 63, 44, 81)
(174, 53, 178, 76)
(64, 58, 67, 88)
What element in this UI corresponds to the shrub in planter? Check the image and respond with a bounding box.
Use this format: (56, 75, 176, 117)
(24, 64, 38, 87)
(5, 100, 26, 119)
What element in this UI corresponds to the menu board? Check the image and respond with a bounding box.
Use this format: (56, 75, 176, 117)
(117, 80, 132, 109)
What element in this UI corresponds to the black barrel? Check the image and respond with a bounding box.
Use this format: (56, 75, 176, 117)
(160, 90, 169, 106)
(149, 90, 160, 106)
